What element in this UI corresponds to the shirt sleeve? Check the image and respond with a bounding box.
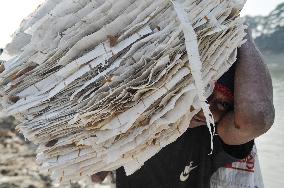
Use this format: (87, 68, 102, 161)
(220, 137, 254, 159)
(212, 135, 254, 172)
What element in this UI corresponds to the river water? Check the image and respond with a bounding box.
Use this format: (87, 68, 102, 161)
(256, 55, 284, 188)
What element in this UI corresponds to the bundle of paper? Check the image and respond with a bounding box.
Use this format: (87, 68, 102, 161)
(0, 0, 247, 184)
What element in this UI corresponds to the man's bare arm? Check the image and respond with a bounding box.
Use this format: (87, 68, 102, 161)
(217, 31, 275, 145)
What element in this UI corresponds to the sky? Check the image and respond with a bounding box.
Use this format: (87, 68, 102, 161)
(241, 0, 284, 16)
(0, 0, 283, 49)
(0, 0, 45, 48)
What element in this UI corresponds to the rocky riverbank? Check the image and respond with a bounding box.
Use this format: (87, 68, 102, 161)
(0, 122, 52, 188)
(0, 117, 107, 188)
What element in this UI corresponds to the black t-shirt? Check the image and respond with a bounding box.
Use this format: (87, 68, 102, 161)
(116, 126, 254, 188)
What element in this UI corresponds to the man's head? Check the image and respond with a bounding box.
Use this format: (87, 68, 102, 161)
(190, 65, 235, 128)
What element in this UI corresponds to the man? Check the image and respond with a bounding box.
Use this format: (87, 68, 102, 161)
(92, 30, 274, 188)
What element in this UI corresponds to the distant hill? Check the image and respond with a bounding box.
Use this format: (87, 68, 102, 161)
(245, 3, 284, 54)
